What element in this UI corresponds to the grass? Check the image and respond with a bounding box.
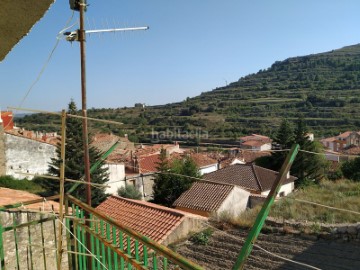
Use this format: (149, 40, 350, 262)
(233, 179, 360, 227)
(0, 175, 44, 194)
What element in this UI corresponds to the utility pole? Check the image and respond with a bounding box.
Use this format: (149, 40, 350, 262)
(66, 1, 148, 265)
(78, 0, 92, 208)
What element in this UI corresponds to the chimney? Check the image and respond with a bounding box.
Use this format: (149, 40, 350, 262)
(286, 171, 290, 179)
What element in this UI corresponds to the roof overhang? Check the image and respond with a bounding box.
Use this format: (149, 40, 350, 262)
(0, 0, 55, 61)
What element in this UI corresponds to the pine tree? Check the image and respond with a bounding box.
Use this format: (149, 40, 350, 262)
(152, 150, 200, 207)
(271, 119, 295, 170)
(152, 148, 171, 205)
(36, 101, 109, 206)
(292, 117, 327, 185)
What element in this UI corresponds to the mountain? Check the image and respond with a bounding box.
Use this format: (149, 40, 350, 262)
(17, 44, 360, 142)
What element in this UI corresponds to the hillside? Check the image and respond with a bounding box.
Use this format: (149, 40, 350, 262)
(17, 44, 360, 142)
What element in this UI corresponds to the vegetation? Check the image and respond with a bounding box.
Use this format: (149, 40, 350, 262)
(16, 44, 360, 141)
(0, 175, 44, 194)
(152, 149, 201, 207)
(256, 118, 328, 186)
(189, 228, 214, 245)
(235, 180, 360, 226)
(34, 101, 109, 206)
(117, 185, 142, 200)
(341, 157, 360, 181)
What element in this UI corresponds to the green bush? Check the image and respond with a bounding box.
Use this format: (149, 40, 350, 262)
(190, 228, 213, 245)
(0, 175, 44, 194)
(117, 185, 142, 200)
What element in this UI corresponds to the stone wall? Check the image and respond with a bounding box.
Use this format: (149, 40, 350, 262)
(266, 217, 360, 241)
(0, 211, 68, 270)
(4, 133, 57, 179)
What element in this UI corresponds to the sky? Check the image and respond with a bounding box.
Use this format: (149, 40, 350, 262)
(1, 0, 360, 112)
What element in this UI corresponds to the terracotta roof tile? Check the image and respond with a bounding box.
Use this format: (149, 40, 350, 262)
(173, 181, 234, 212)
(96, 196, 187, 243)
(0, 188, 60, 212)
(138, 154, 161, 173)
(203, 164, 296, 192)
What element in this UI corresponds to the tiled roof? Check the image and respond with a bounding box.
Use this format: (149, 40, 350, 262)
(173, 181, 234, 212)
(242, 140, 268, 147)
(91, 133, 135, 162)
(187, 153, 218, 168)
(138, 154, 161, 173)
(0, 188, 60, 212)
(240, 134, 272, 143)
(96, 196, 186, 243)
(203, 164, 296, 192)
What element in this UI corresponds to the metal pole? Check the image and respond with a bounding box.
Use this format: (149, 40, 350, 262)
(79, 0, 91, 207)
(57, 110, 66, 270)
(232, 144, 299, 270)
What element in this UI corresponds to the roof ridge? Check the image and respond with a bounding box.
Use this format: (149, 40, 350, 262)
(251, 163, 263, 191)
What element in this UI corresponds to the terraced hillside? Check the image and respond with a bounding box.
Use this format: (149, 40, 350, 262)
(177, 229, 360, 270)
(17, 44, 360, 141)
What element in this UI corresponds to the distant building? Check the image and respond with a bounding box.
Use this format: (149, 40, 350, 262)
(239, 134, 272, 151)
(321, 131, 360, 152)
(134, 103, 145, 108)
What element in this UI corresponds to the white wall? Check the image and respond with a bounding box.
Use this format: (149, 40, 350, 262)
(217, 187, 250, 218)
(259, 143, 272, 151)
(199, 164, 218, 175)
(261, 182, 294, 197)
(5, 134, 56, 179)
(103, 163, 125, 195)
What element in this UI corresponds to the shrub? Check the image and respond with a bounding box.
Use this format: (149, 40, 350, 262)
(0, 175, 44, 194)
(117, 185, 142, 200)
(190, 228, 213, 245)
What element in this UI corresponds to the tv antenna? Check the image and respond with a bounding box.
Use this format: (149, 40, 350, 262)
(67, 0, 149, 207)
(62, 26, 149, 42)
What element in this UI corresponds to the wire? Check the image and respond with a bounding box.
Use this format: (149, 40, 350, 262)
(289, 197, 360, 216)
(4, 11, 75, 131)
(44, 200, 110, 270)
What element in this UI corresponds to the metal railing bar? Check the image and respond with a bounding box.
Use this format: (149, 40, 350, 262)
(67, 194, 203, 270)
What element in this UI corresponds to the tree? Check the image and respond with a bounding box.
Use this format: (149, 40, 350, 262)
(117, 185, 142, 200)
(256, 117, 327, 186)
(341, 157, 360, 181)
(291, 117, 327, 185)
(35, 101, 109, 206)
(152, 150, 200, 207)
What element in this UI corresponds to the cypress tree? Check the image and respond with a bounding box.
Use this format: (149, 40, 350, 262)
(36, 101, 109, 206)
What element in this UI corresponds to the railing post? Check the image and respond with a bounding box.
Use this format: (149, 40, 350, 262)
(0, 224, 5, 270)
(57, 109, 67, 270)
(232, 144, 300, 270)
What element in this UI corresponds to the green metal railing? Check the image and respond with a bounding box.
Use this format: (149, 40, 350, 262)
(65, 194, 203, 270)
(0, 194, 203, 270)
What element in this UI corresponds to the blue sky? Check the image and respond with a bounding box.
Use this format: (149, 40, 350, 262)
(1, 0, 360, 112)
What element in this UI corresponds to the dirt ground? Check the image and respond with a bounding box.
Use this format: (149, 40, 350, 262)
(176, 228, 360, 270)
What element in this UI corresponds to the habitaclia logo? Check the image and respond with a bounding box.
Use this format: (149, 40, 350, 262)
(151, 128, 209, 142)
